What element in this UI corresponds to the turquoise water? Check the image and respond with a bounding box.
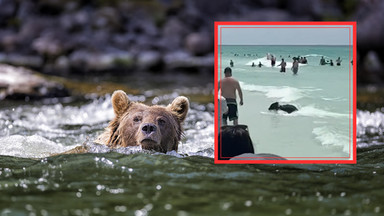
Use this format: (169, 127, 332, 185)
(218, 45, 353, 159)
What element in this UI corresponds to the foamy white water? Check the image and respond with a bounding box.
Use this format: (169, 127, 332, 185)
(0, 95, 214, 158)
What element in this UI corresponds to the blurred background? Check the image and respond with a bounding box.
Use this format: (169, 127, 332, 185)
(2, 1, 384, 215)
(0, 0, 382, 107)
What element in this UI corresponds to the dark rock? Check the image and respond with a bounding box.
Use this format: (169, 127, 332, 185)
(53, 55, 70, 72)
(160, 18, 188, 51)
(163, 51, 213, 71)
(137, 51, 162, 71)
(92, 7, 122, 31)
(242, 0, 279, 8)
(185, 32, 212, 56)
(0, 54, 43, 68)
(0, 32, 19, 52)
(36, 0, 69, 15)
(0, 0, 17, 26)
(189, 0, 234, 17)
(356, 0, 384, 49)
(0, 63, 69, 100)
(32, 36, 65, 57)
(242, 9, 294, 21)
(126, 14, 159, 37)
(60, 10, 90, 32)
(285, 0, 324, 18)
(68, 50, 134, 72)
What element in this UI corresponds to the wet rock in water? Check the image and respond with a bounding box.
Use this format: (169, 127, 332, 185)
(185, 32, 212, 56)
(0, 64, 69, 100)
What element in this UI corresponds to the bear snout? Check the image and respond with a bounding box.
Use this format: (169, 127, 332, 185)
(141, 123, 157, 135)
(139, 123, 161, 147)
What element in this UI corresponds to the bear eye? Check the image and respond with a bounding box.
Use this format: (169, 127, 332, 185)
(158, 118, 166, 126)
(133, 116, 142, 123)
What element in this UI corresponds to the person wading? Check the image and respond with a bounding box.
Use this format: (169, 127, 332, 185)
(218, 67, 244, 125)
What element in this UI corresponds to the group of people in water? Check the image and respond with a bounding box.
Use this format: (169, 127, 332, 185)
(232, 53, 303, 75)
(230, 53, 352, 76)
(319, 56, 343, 66)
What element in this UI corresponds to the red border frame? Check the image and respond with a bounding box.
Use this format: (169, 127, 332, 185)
(214, 22, 357, 164)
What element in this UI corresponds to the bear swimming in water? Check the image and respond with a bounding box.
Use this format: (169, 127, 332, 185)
(65, 90, 189, 154)
(268, 102, 298, 114)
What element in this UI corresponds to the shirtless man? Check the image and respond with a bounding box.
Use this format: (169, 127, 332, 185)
(218, 67, 243, 125)
(278, 58, 287, 72)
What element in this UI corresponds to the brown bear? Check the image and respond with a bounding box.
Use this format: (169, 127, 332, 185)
(65, 90, 189, 154)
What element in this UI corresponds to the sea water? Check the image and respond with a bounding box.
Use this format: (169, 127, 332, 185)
(218, 45, 353, 159)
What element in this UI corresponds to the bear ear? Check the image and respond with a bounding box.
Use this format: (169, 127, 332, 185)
(111, 90, 132, 116)
(168, 96, 189, 122)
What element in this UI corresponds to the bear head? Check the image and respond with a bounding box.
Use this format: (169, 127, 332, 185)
(96, 90, 189, 153)
(268, 102, 280, 111)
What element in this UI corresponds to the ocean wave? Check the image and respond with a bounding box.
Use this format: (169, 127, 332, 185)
(312, 126, 350, 154)
(240, 82, 306, 102)
(261, 104, 349, 119)
(304, 54, 329, 58)
(296, 105, 349, 118)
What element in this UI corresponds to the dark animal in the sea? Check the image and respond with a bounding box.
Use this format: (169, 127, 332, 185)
(268, 102, 298, 114)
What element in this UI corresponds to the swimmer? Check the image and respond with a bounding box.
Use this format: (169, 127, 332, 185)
(230, 59, 234, 67)
(258, 62, 263, 67)
(278, 58, 287, 73)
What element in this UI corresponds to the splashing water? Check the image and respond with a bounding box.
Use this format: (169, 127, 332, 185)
(0, 94, 214, 158)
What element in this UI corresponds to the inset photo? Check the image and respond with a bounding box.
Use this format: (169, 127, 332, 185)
(214, 22, 356, 164)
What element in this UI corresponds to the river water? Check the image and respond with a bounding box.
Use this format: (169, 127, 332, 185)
(1, 79, 384, 215)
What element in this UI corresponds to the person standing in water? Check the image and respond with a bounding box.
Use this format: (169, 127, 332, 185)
(336, 57, 342, 66)
(271, 55, 276, 67)
(320, 56, 326, 65)
(292, 59, 299, 75)
(230, 60, 234, 67)
(278, 58, 287, 72)
(218, 67, 243, 126)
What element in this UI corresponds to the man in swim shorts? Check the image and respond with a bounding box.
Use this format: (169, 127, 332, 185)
(218, 67, 244, 125)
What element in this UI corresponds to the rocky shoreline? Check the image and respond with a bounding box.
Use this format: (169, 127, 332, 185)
(1, 0, 384, 101)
